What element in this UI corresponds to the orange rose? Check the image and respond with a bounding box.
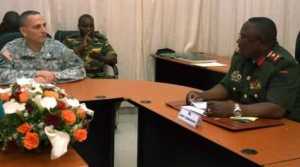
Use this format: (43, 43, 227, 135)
(23, 132, 40, 150)
(76, 108, 86, 119)
(17, 123, 32, 134)
(19, 91, 29, 103)
(43, 90, 59, 99)
(61, 109, 76, 125)
(0, 93, 11, 101)
(73, 129, 88, 142)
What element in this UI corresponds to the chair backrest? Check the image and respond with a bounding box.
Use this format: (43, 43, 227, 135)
(296, 32, 300, 63)
(55, 30, 119, 78)
(0, 32, 22, 50)
(54, 30, 80, 42)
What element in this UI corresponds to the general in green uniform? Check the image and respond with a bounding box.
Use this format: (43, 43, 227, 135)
(186, 17, 300, 121)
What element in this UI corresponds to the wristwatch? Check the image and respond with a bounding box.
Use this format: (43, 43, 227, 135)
(233, 103, 242, 117)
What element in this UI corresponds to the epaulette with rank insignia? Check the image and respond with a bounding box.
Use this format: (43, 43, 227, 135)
(266, 50, 281, 63)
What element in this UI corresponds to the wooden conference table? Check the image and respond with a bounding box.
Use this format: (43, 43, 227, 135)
(1, 79, 300, 167)
(60, 79, 300, 167)
(0, 148, 87, 167)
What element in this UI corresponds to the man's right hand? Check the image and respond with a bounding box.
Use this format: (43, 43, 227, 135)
(186, 90, 203, 105)
(36, 70, 56, 83)
(34, 76, 48, 83)
(82, 31, 92, 47)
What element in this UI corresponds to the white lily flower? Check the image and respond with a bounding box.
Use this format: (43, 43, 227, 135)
(0, 87, 11, 93)
(80, 103, 94, 116)
(64, 98, 80, 108)
(32, 95, 42, 105)
(40, 97, 57, 110)
(3, 100, 26, 114)
(16, 78, 35, 86)
(28, 82, 43, 94)
(44, 126, 70, 160)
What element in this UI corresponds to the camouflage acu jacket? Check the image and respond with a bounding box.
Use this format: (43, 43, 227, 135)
(64, 32, 117, 78)
(0, 38, 86, 84)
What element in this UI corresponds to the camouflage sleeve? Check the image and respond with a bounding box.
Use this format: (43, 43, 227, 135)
(0, 46, 36, 85)
(98, 34, 117, 58)
(54, 46, 86, 83)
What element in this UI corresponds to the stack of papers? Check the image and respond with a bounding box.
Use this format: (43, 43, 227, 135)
(180, 101, 207, 116)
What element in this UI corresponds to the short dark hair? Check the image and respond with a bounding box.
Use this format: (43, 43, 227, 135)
(19, 10, 40, 27)
(78, 14, 94, 26)
(2, 11, 20, 31)
(248, 17, 277, 47)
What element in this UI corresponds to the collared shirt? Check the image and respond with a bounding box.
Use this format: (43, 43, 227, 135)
(220, 44, 300, 119)
(0, 38, 86, 84)
(64, 32, 117, 78)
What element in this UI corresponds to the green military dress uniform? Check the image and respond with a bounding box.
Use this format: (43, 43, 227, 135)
(220, 44, 300, 121)
(64, 32, 117, 78)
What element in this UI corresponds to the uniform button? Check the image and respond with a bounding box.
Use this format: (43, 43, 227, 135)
(246, 76, 251, 81)
(243, 94, 248, 99)
(254, 94, 258, 98)
(233, 87, 236, 91)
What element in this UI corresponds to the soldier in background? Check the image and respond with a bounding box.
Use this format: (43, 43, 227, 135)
(64, 14, 117, 78)
(0, 11, 20, 36)
(0, 10, 86, 84)
(186, 17, 300, 121)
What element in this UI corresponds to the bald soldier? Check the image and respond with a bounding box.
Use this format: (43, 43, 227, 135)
(0, 10, 86, 84)
(186, 17, 300, 121)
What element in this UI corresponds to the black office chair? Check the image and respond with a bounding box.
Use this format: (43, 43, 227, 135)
(295, 32, 300, 63)
(55, 30, 119, 78)
(54, 30, 80, 43)
(0, 32, 22, 50)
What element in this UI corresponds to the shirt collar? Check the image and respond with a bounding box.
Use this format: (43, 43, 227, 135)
(20, 38, 47, 58)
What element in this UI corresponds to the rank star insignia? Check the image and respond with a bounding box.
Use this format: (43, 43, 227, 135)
(231, 71, 242, 82)
(250, 79, 261, 90)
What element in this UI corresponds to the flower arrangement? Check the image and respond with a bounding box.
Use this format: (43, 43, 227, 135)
(0, 78, 94, 159)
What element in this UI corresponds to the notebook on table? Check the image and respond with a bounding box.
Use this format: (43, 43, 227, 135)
(166, 100, 284, 131)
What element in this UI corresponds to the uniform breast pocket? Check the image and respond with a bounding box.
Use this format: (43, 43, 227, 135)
(42, 57, 62, 70)
(12, 58, 37, 70)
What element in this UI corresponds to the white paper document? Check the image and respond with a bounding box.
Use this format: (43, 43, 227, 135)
(191, 101, 207, 110)
(194, 62, 226, 67)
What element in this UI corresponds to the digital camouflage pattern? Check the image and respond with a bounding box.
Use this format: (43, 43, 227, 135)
(64, 32, 117, 78)
(0, 38, 86, 84)
(220, 44, 300, 121)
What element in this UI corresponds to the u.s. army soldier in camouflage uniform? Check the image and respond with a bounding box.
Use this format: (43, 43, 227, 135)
(64, 14, 117, 78)
(0, 10, 86, 84)
(186, 17, 300, 121)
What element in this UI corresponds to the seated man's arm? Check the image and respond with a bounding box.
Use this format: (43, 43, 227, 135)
(186, 84, 229, 104)
(54, 46, 86, 83)
(206, 65, 299, 118)
(90, 35, 117, 65)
